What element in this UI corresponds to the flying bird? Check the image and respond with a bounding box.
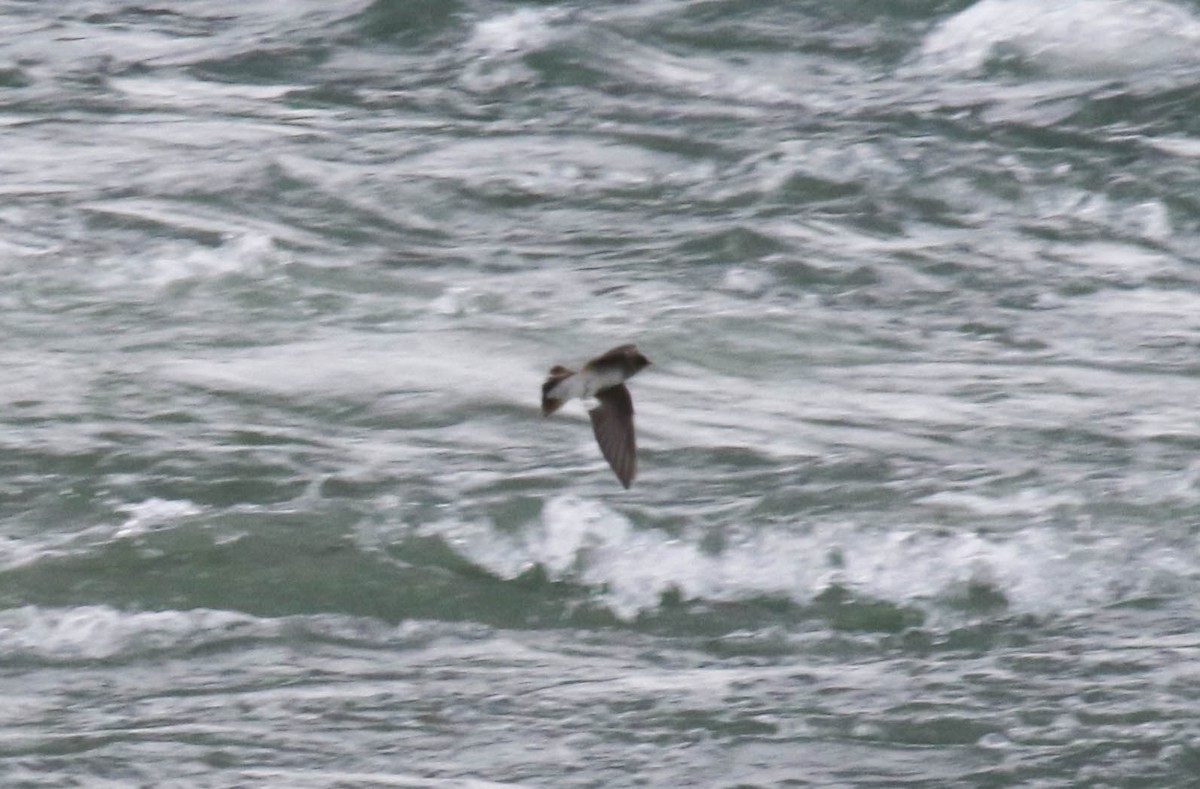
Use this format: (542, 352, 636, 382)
(541, 344, 652, 488)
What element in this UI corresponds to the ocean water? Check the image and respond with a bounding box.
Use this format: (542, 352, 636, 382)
(3, 0, 1200, 785)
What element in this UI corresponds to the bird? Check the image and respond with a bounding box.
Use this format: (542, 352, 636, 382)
(541, 344, 652, 488)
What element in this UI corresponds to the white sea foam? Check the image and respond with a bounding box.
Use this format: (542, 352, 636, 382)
(919, 0, 1200, 78)
(0, 606, 485, 662)
(114, 497, 203, 538)
(720, 266, 774, 296)
(459, 8, 568, 92)
(466, 8, 567, 56)
(0, 606, 265, 661)
(429, 493, 1200, 621)
(81, 229, 283, 291)
(159, 331, 537, 406)
(0, 497, 204, 572)
(237, 768, 520, 789)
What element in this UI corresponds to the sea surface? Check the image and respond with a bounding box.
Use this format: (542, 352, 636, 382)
(3, 1, 1200, 786)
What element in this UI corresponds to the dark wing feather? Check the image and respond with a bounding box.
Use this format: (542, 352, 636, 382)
(583, 344, 638, 372)
(588, 384, 637, 488)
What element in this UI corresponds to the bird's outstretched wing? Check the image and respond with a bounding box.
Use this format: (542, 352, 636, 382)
(588, 384, 636, 488)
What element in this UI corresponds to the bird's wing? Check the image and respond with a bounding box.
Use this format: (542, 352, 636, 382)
(588, 384, 636, 488)
(583, 344, 638, 371)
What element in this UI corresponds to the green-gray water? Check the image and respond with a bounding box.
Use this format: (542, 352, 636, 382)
(4, 1, 1200, 785)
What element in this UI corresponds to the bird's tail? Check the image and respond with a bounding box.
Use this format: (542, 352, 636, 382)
(541, 365, 574, 416)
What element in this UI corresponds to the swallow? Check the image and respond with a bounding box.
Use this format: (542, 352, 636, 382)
(541, 344, 652, 488)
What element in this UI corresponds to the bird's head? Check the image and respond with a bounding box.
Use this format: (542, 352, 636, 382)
(628, 349, 652, 375)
